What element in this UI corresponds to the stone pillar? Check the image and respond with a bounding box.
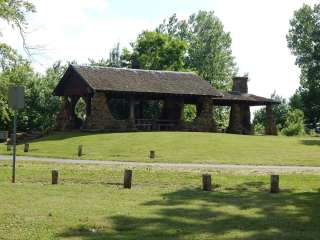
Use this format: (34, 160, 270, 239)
(265, 104, 277, 135)
(84, 92, 119, 130)
(127, 97, 136, 129)
(193, 97, 216, 132)
(227, 103, 242, 134)
(129, 97, 135, 121)
(83, 95, 92, 117)
(240, 104, 252, 134)
(70, 96, 80, 119)
(161, 97, 184, 121)
(55, 97, 71, 130)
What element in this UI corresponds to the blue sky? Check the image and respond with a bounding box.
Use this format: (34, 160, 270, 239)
(1, 0, 319, 100)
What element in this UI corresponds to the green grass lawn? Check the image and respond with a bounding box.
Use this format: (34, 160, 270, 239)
(0, 161, 320, 239)
(1, 131, 320, 166)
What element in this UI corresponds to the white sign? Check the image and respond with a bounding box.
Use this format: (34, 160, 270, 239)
(0, 131, 8, 140)
(8, 86, 25, 109)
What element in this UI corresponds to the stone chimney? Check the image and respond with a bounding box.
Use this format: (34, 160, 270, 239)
(232, 77, 248, 94)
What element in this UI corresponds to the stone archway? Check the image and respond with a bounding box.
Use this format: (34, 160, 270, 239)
(56, 95, 92, 130)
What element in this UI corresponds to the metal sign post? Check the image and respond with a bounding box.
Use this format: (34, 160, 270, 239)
(8, 86, 24, 183)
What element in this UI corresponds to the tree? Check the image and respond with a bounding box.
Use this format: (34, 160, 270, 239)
(157, 11, 237, 90)
(287, 4, 320, 124)
(0, 0, 36, 54)
(252, 93, 289, 132)
(281, 109, 305, 136)
(0, 60, 66, 132)
(123, 31, 187, 71)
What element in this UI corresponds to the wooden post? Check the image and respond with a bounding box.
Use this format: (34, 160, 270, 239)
(270, 175, 279, 193)
(123, 169, 132, 189)
(149, 150, 155, 159)
(52, 170, 59, 185)
(24, 143, 29, 152)
(78, 145, 83, 157)
(7, 144, 11, 151)
(202, 174, 212, 191)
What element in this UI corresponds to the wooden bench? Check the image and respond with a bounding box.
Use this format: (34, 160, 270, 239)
(135, 119, 153, 131)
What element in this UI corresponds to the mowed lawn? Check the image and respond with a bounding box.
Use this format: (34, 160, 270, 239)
(1, 131, 320, 165)
(0, 161, 320, 240)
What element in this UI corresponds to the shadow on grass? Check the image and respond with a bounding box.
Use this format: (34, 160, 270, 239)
(58, 182, 320, 240)
(300, 139, 320, 146)
(28, 131, 100, 143)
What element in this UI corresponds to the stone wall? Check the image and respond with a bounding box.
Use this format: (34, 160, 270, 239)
(84, 92, 126, 130)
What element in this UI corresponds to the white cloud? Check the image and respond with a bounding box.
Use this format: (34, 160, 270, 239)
(1, 0, 158, 72)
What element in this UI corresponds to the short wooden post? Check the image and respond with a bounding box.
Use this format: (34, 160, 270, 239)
(7, 144, 11, 151)
(270, 175, 279, 193)
(123, 169, 132, 189)
(52, 170, 59, 185)
(202, 174, 212, 191)
(24, 143, 29, 152)
(78, 145, 83, 157)
(149, 150, 155, 159)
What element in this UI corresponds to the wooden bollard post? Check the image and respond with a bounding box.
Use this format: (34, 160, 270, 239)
(123, 169, 132, 189)
(149, 150, 155, 159)
(270, 175, 279, 193)
(24, 143, 29, 152)
(202, 174, 212, 191)
(52, 170, 59, 185)
(78, 145, 83, 157)
(7, 144, 11, 151)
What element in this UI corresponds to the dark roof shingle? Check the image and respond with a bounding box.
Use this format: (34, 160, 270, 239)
(70, 65, 222, 97)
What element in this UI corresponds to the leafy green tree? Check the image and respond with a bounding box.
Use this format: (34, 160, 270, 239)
(157, 11, 237, 90)
(20, 62, 65, 131)
(289, 89, 304, 111)
(287, 3, 320, 124)
(123, 31, 187, 71)
(157, 11, 237, 127)
(0, 60, 65, 132)
(281, 109, 305, 136)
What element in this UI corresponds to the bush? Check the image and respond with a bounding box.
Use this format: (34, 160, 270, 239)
(254, 123, 265, 135)
(281, 109, 305, 136)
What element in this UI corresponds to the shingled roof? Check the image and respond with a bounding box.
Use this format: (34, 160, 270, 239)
(53, 65, 222, 97)
(212, 91, 280, 106)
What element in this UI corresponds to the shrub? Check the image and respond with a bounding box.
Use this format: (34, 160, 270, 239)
(281, 109, 305, 136)
(254, 123, 265, 135)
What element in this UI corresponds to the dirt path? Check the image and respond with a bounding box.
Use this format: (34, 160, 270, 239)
(1, 155, 320, 174)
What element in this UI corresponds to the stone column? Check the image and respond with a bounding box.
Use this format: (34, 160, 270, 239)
(83, 95, 92, 117)
(227, 103, 242, 134)
(127, 97, 136, 129)
(84, 92, 118, 130)
(70, 96, 80, 119)
(55, 96, 71, 130)
(265, 104, 277, 135)
(193, 97, 216, 132)
(240, 104, 252, 134)
(161, 97, 184, 121)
